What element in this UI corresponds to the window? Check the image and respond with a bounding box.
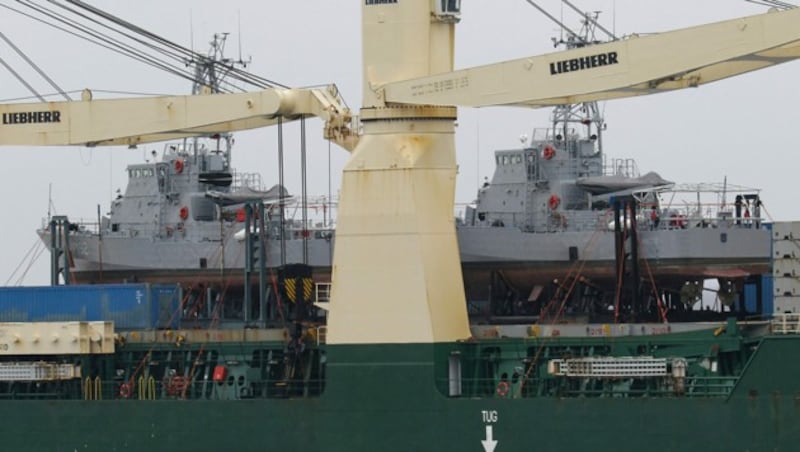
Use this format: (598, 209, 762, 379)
(434, 0, 461, 22)
(442, 0, 460, 13)
(448, 353, 462, 397)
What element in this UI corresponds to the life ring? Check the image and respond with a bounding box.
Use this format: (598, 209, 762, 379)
(119, 382, 132, 399)
(542, 145, 556, 160)
(167, 376, 188, 396)
(179, 206, 189, 220)
(548, 194, 561, 210)
(669, 214, 687, 229)
(174, 158, 185, 174)
(496, 381, 510, 398)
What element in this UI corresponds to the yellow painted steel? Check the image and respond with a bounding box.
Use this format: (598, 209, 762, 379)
(382, 8, 800, 108)
(361, 1, 455, 108)
(83, 377, 92, 401)
(285, 277, 314, 303)
(94, 376, 102, 400)
(286, 280, 296, 303)
(0, 322, 114, 355)
(138, 376, 156, 400)
(0, 86, 357, 150)
(303, 278, 314, 302)
(327, 116, 471, 344)
(148, 376, 156, 400)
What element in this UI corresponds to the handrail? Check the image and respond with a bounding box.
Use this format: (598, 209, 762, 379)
(771, 314, 800, 334)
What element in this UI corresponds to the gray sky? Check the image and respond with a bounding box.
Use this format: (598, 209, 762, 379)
(1, 1, 798, 285)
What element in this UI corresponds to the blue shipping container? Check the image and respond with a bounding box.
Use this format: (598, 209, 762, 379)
(743, 275, 774, 316)
(0, 284, 181, 330)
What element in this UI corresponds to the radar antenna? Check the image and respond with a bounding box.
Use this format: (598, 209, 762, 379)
(523, 1, 583, 45)
(182, 33, 250, 162)
(561, 0, 618, 41)
(525, 1, 609, 153)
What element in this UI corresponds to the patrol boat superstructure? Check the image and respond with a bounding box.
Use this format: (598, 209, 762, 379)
(38, 138, 334, 286)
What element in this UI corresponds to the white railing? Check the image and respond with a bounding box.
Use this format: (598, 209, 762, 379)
(39, 217, 100, 234)
(771, 314, 800, 334)
(0, 362, 81, 381)
(548, 357, 670, 378)
(603, 157, 640, 178)
(315, 282, 332, 304)
(316, 326, 327, 346)
(232, 171, 265, 192)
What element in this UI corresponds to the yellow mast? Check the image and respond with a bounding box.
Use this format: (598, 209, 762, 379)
(326, 1, 470, 344)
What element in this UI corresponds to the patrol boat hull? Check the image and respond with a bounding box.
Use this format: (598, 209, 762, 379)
(460, 227, 771, 301)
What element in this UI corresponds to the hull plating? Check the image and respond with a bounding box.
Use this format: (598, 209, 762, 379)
(1, 338, 798, 452)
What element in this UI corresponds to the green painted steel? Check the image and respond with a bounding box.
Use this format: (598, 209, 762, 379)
(0, 334, 799, 451)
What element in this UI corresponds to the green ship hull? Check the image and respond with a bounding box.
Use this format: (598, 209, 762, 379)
(3, 325, 799, 452)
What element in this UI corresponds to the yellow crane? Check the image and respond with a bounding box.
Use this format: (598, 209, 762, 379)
(1, 2, 799, 346)
(0, 85, 358, 150)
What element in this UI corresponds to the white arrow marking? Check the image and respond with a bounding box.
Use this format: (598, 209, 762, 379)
(482, 425, 498, 452)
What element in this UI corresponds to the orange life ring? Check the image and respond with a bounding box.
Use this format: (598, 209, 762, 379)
(548, 194, 561, 210)
(496, 381, 510, 397)
(174, 158, 185, 174)
(542, 145, 556, 160)
(119, 382, 132, 399)
(179, 206, 189, 220)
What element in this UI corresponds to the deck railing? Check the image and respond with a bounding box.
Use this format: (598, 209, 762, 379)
(771, 314, 800, 334)
(439, 375, 738, 399)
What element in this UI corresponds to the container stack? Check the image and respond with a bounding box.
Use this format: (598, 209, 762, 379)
(772, 222, 800, 314)
(0, 284, 181, 330)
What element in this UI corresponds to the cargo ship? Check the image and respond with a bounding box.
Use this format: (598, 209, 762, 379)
(1, 2, 800, 451)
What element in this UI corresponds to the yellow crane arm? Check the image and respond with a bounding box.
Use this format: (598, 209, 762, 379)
(381, 8, 800, 108)
(0, 85, 358, 150)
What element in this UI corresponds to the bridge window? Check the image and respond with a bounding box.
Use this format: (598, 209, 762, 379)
(441, 0, 460, 14)
(434, 0, 461, 22)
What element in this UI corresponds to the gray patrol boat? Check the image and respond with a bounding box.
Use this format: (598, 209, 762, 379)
(37, 34, 336, 320)
(39, 23, 771, 323)
(39, 96, 771, 323)
(39, 136, 334, 286)
(456, 13, 770, 321)
(457, 100, 770, 320)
